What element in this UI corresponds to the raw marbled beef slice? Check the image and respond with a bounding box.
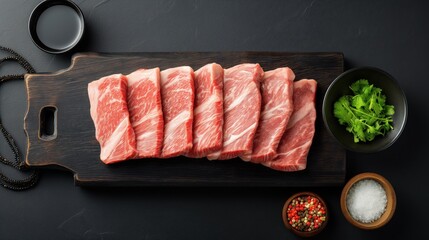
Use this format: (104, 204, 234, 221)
(127, 68, 164, 158)
(187, 63, 224, 158)
(160, 66, 195, 158)
(263, 79, 317, 171)
(207, 63, 263, 160)
(88, 74, 138, 164)
(242, 67, 295, 162)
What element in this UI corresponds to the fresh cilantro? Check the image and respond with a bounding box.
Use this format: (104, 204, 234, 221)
(333, 79, 395, 143)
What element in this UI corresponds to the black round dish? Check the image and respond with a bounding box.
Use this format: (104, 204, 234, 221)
(28, 0, 85, 54)
(322, 67, 408, 153)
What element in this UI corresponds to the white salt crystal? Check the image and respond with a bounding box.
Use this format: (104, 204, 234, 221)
(346, 179, 387, 223)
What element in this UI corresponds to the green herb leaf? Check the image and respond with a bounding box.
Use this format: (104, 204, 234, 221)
(333, 79, 395, 143)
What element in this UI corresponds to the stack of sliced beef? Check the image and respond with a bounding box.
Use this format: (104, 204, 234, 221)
(88, 63, 317, 172)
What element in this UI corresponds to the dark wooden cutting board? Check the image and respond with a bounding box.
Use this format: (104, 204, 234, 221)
(24, 52, 345, 186)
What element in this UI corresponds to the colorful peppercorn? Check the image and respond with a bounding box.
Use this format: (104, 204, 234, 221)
(286, 195, 327, 232)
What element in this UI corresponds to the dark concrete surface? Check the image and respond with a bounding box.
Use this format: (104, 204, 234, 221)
(0, 0, 427, 239)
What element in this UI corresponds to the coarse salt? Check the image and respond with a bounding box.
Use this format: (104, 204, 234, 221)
(346, 179, 387, 223)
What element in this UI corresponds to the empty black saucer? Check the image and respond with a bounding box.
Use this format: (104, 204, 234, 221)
(28, 0, 85, 54)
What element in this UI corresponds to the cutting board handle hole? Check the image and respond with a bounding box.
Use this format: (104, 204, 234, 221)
(39, 106, 57, 141)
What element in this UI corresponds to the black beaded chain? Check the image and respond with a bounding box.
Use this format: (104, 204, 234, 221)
(0, 46, 39, 190)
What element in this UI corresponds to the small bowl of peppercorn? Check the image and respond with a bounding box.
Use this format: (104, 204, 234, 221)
(282, 192, 328, 237)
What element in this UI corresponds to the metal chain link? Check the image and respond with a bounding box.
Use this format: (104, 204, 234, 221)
(0, 46, 39, 190)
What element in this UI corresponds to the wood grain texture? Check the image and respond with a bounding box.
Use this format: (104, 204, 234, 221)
(24, 52, 345, 186)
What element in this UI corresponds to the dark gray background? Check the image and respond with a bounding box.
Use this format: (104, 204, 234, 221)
(0, 0, 427, 239)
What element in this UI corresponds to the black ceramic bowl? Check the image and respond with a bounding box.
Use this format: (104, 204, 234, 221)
(28, 0, 85, 54)
(322, 67, 407, 153)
